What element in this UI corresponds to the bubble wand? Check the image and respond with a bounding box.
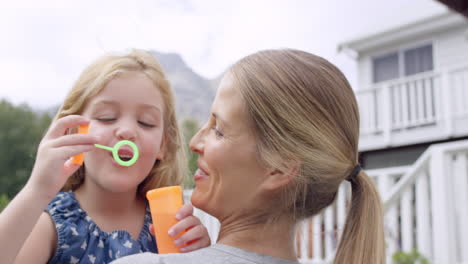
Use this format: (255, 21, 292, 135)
(71, 125, 139, 166)
(94, 140, 139, 166)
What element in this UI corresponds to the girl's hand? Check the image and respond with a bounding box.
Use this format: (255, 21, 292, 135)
(149, 203, 211, 252)
(27, 115, 99, 199)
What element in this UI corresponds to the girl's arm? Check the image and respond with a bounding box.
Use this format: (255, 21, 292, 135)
(13, 212, 57, 264)
(0, 115, 99, 263)
(0, 186, 54, 264)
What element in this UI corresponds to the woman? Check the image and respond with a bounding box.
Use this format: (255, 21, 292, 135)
(112, 49, 385, 264)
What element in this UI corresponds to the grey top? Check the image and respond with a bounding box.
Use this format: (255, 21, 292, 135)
(110, 244, 299, 264)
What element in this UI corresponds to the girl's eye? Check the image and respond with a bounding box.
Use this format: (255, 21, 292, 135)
(96, 118, 116, 123)
(138, 121, 155, 128)
(211, 126, 224, 138)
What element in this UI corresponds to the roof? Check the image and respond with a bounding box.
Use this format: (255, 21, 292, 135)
(338, 11, 467, 57)
(436, 0, 468, 17)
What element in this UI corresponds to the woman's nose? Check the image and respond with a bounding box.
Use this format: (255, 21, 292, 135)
(189, 126, 206, 155)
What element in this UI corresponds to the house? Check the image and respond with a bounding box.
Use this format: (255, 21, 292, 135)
(339, 11, 468, 165)
(336, 10, 468, 264)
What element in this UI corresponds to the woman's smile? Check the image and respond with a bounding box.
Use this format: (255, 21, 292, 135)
(194, 166, 209, 182)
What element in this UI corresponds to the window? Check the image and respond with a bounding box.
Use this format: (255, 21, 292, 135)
(372, 44, 433, 83)
(373, 52, 399, 83)
(404, 45, 433, 76)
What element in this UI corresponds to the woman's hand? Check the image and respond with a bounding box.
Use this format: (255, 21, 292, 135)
(27, 115, 99, 199)
(149, 203, 211, 252)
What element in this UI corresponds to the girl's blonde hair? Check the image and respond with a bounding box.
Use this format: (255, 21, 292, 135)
(229, 49, 385, 264)
(56, 49, 187, 197)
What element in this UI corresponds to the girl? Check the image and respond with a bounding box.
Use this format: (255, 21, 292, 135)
(0, 50, 210, 264)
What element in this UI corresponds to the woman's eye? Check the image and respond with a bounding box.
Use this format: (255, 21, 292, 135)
(138, 121, 155, 128)
(211, 126, 224, 138)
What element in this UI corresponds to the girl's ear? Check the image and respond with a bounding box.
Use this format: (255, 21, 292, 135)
(261, 161, 300, 191)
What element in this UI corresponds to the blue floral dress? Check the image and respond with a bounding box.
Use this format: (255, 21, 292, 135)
(46, 192, 157, 264)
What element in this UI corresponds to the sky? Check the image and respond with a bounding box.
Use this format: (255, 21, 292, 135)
(0, 0, 448, 110)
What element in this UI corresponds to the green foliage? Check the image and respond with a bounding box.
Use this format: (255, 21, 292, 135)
(392, 249, 429, 264)
(181, 119, 200, 189)
(0, 193, 10, 212)
(0, 100, 52, 199)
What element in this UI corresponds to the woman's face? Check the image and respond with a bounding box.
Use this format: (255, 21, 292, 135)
(81, 71, 165, 193)
(189, 73, 270, 221)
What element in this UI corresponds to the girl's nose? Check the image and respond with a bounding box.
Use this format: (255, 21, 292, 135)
(115, 125, 136, 141)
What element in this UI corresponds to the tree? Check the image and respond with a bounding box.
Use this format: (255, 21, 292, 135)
(181, 119, 200, 189)
(0, 193, 10, 212)
(393, 249, 429, 264)
(0, 100, 52, 199)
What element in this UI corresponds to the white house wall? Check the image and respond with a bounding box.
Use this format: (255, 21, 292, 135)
(356, 22, 468, 90)
(434, 25, 468, 70)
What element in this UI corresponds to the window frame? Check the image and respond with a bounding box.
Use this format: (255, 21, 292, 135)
(371, 40, 435, 84)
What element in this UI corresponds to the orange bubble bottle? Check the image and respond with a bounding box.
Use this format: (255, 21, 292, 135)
(146, 186, 184, 253)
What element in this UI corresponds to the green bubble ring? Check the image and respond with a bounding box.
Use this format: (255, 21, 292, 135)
(94, 140, 139, 166)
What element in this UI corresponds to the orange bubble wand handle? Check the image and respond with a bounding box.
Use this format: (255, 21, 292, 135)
(146, 186, 184, 254)
(71, 124, 89, 165)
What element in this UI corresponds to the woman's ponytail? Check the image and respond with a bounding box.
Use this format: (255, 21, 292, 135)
(334, 171, 386, 264)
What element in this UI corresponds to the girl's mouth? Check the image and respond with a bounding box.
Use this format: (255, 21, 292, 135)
(117, 148, 134, 162)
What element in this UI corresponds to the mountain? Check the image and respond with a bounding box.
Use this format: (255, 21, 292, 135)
(150, 51, 219, 125)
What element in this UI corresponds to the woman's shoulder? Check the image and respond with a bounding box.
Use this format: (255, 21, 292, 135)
(209, 244, 299, 264)
(110, 244, 299, 264)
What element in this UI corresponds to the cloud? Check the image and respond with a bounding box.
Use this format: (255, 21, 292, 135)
(0, 59, 69, 108)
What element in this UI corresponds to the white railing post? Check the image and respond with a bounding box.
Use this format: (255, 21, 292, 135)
(401, 83, 409, 128)
(370, 89, 377, 133)
(392, 84, 402, 129)
(424, 76, 435, 123)
(312, 214, 322, 261)
(298, 219, 309, 262)
(378, 173, 396, 264)
(400, 188, 413, 252)
(429, 148, 456, 264)
(453, 152, 468, 262)
(416, 79, 424, 124)
(440, 69, 453, 136)
(415, 170, 432, 260)
(463, 70, 468, 116)
(381, 84, 392, 145)
(409, 80, 417, 126)
(324, 207, 334, 259)
(336, 184, 347, 241)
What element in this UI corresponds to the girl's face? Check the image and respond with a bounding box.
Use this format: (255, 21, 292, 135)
(81, 71, 165, 193)
(189, 73, 270, 221)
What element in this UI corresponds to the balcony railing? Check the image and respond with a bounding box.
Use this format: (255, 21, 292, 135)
(356, 64, 468, 151)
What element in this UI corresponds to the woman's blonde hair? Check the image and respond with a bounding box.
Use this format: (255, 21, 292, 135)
(229, 49, 385, 264)
(55, 49, 187, 197)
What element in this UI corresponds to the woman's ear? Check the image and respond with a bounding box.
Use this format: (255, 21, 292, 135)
(261, 161, 300, 191)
